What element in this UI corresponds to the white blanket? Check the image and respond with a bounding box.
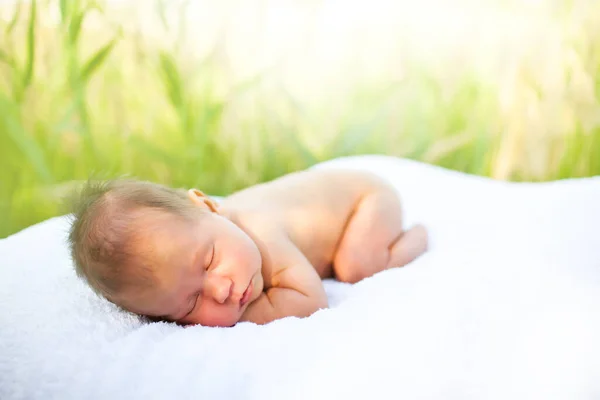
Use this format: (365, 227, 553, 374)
(1, 155, 599, 400)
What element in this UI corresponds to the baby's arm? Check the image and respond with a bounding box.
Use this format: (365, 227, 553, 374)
(240, 238, 328, 325)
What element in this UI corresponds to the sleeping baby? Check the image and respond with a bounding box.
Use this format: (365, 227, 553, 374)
(68, 167, 428, 327)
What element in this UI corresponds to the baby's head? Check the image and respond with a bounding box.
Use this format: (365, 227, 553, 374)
(68, 179, 264, 327)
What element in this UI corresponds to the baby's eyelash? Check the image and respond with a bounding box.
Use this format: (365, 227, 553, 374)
(206, 244, 215, 270)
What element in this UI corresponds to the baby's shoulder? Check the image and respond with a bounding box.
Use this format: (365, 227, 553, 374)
(227, 206, 290, 250)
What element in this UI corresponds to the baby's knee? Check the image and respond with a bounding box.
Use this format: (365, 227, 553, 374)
(334, 247, 388, 284)
(334, 264, 369, 284)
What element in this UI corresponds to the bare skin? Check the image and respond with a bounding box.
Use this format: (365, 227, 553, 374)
(128, 168, 428, 327)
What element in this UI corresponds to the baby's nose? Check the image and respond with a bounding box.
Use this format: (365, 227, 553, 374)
(206, 275, 233, 304)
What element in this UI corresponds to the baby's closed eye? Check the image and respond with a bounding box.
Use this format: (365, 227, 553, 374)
(205, 244, 215, 270)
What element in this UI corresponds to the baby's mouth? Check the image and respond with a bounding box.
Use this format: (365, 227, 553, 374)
(239, 280, 253, 308)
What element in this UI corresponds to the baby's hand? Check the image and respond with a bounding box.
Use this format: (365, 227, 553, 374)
(239, 240, 328, 325)
(240, 284, 327, 325)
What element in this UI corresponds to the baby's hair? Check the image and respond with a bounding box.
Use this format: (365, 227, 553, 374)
(67, 178, 198, 301)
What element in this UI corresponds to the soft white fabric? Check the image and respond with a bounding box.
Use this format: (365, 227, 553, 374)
(1, 155, 599, 400)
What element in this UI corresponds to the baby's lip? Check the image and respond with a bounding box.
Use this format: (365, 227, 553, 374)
(239, 280, 253, 308)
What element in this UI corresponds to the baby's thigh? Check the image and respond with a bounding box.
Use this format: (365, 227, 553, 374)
(333, 191, 403, 283)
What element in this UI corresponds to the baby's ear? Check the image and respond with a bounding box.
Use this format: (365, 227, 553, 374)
(187, 189, 219, 213)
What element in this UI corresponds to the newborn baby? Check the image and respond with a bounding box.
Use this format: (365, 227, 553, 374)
(68, 168, 428, 327)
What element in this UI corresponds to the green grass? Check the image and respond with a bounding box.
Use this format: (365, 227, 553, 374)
(1, 0, 599, 238)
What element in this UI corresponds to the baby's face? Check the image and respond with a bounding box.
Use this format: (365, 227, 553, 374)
(123, 208, 264, 327)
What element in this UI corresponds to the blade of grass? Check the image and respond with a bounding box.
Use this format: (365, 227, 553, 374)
(0, 49, 15, 68)
(589, 127, 600, 176)
(156, 0, 170, 31)
(87, 1, 104, 13)
(59, 0, 69, 23)
(190, 98, 225, 150)
(331, 122, 373, 157)
(21, 0, 36, 92)
(129, 135, 181, 165)
(158, 51, 191, 138)
(422, 132, 473, 164)
(80, 37, 118, 81)
(556, 123, 585, 179)
(0, 93, 52, 183)
(328, 101, 390, 157)
(69, 9, 85, 45)
(5, 0, 22, 35)
(158, 51, 184, 110)
(278, 123, 318, 166)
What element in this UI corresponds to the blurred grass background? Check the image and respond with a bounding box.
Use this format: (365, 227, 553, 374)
(0, 0, 599, 238)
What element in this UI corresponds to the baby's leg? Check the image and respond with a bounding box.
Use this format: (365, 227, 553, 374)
(333, 189, 428, 284)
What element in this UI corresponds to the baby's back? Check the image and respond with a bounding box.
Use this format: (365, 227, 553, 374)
(222, 169, 386, 276)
